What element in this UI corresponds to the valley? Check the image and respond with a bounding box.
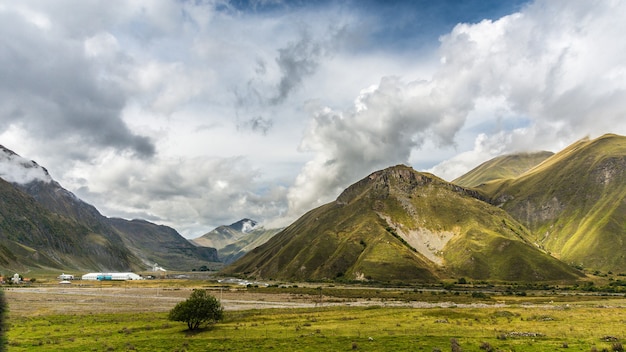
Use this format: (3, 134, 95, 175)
(4, 277, 626, 351)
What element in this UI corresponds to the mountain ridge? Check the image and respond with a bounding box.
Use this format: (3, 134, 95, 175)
(473, 133, 626, 272)
(453, 151, 554, 188)
(223, 165, 581, 282)
(0, 145, 219, 272)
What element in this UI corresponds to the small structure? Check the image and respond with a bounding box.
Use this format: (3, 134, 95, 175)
(57, 273, 74, 280)
(152, 263, 167, 272)
(81, 272, 143, 281)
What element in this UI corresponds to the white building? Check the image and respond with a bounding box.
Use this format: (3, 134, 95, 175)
(81, 272, 143, 281)
(58, 273, 74, 280)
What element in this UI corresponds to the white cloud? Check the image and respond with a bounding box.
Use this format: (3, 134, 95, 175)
(0, 146, 52, 185)
(2, 0, 626, 236)
(283, 0, 626, 222)
(67, 153, 288, 236)
(426, 0, 626, 178)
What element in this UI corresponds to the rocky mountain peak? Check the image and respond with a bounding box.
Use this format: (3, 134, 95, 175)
(336, 165, 438, 205)
(228, 218, 258, 233)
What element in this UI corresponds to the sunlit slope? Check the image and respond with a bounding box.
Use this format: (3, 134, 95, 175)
(453, 151, 553, 188)
(480, 134, 626, 272)
(224, 165, 581, 282)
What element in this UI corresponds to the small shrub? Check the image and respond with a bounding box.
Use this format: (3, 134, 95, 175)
(451, 338, 462, 352)
(479, 342, 493, 351)
(613, 342, 624, 352)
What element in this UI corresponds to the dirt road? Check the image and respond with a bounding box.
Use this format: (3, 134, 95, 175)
(4, 285, 506, 318)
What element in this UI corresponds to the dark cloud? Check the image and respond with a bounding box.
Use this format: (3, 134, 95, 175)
(270, 30, 323, 105)
(243, 116, 274, 135)
(0, 7, 155, 160)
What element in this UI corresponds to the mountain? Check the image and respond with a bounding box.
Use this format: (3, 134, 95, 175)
(107, 218, 218, 270)
(0, 145, 219, 272)
(473, 134, 626, 272)
(0, 176, 138, 271)
(191, 219, 280, 264)
(453, 151, 554, 188)
(192, 219, 258, 249)
(217, 227, 282, 264)
(229, 218, 258, 233)
(223, 165, 581, 283)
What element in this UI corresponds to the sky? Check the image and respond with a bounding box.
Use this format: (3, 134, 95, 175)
(1, 0, 626, 238)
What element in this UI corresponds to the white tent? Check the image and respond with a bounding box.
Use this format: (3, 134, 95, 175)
(81, 272, 143, 281)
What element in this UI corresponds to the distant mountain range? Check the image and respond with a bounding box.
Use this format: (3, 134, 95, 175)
(192, 219, 258, 249)
(0, 146, 218, 273)
(224, 133, 626, 283)
(191, 219, 282, 264)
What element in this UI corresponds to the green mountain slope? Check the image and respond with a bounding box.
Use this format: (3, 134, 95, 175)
(1, 145, 220, 273)
(224, 165, 581, 283)
(478, 134, 626, 272)
(107, 218, 219, 270)
(453, 151, 554, 188)
(0, 178, 137, 272)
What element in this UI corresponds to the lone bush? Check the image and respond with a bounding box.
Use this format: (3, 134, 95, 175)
(168, 289, 223, 330)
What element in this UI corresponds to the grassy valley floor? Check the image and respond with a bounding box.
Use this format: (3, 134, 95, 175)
(4, 281, 626, 351)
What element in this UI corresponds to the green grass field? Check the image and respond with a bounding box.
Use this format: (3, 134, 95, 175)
(4, 282, 626, 351)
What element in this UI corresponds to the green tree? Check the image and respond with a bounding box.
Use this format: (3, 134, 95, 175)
(168, 289, 223, 330)
(0, 289, 7, 352)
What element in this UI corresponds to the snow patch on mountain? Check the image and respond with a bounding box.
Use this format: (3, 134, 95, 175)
(240, 219, 257, 233)
(0, 145, 52, 184)
(229, 218, 258, 233)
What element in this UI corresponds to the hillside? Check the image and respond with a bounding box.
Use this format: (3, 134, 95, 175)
(223, 165, 581, 283)
(476, 134, 626, 272)
(192, 219, 280, 264)
(218, 227, 282, 264)
(107, 218, 219, 271)
(0, 178, 139, 271)
(191, 220, 255, 249)
(0, 145, 220, 273)
(453, 151, 554, 188)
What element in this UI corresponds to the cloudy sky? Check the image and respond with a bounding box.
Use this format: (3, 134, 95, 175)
(2, 0, 625, 238)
